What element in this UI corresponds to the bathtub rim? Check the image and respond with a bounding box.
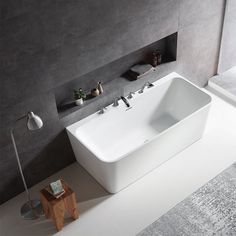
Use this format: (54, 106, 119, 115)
(66, 73, 212, 164)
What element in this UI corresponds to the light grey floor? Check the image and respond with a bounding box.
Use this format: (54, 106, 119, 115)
(138, 162, 236, 236)
(1, 91, 236, 236)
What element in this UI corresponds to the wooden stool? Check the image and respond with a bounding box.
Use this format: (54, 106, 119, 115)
(40, 180, 79, 231)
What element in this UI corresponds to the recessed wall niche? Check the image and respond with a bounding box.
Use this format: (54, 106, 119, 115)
(54, 32, 177, 119)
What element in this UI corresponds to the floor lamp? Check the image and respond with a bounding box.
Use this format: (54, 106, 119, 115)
(10, 111, 44, 220)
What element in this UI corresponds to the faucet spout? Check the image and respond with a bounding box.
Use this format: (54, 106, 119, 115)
(113, 97, 120, 107)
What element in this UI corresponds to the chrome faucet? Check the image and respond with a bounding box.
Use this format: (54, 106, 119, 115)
(121, 96, 130, 107)
(99, 107, 106, 114)
(127, 92, 135, 99)
(113, 96, 130, 107)
(139, 81, 154, 93)
(147, 81, 154, 88)
(113, 97, 120, 107)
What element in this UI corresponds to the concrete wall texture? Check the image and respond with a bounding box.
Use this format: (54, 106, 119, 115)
(218, 0, 236, 73)
(0, 0, 225, 204)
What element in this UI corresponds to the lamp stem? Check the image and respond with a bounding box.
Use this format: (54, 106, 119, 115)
(10, 129, 31, 203)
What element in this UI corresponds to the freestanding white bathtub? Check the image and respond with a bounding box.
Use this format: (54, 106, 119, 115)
(66, 72, 211, 193)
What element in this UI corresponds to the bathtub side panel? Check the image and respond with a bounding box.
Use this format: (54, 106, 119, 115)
(112, 105, 211, 192)
(67, 131, 117, 192)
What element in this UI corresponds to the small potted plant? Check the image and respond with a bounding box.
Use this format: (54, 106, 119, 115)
(73, 88, 86, 106)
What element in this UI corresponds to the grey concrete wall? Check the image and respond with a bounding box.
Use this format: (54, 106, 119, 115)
(0, 0, 224, 204)
(218, 0, 236, 73)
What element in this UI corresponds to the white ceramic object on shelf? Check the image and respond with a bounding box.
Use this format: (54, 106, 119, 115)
(75, 98, 83, 106)
(97, 82, 103, 94)
(67, 72, 211, 193)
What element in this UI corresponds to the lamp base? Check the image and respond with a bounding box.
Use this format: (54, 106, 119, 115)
(20, 200, 44, 220)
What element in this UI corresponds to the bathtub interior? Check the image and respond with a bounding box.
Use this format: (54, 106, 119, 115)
(149, 78, 211, 132)
(71, 77, 211, 162)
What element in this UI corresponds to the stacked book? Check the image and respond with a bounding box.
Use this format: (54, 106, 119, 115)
(45, 180, 65, 198)
(127, 64, 155, 80)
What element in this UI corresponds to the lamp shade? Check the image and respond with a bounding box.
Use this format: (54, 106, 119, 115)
(27, 112, 43, 130)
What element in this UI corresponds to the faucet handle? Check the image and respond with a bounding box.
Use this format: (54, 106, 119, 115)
(139, 83, 147, 93)
(99, 107, 106, 114)
(127, 92, 135, 99)
(139, 82, 154, 93)
(147, 81, 154, 88)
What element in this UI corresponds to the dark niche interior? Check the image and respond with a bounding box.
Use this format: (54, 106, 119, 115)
(54, 32, 178, 119)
